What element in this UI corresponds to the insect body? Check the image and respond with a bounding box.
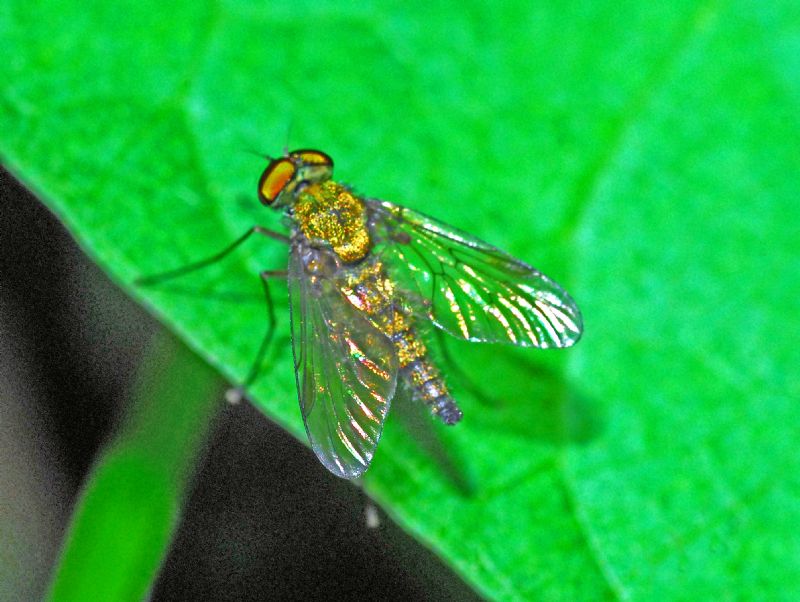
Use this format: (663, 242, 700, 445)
(140, 149, 583, 479)
(256, 149, 583, 478)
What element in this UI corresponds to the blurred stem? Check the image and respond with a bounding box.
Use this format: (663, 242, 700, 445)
(46, 328, 224, 601)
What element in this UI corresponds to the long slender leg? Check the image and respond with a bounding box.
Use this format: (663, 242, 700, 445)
(227, 269, 288, 404)
(136, 226, 289, 286)
(243, 269, 287, 387)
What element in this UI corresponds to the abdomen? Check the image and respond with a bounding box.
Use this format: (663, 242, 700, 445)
(341, 258, 462, 424)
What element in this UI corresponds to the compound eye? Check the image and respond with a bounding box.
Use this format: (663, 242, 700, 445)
(258, 158, 296, 205)
(291, 149, 333, 168)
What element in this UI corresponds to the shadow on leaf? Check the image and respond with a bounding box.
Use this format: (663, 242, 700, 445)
(433, 329, 602, 446)
(391, 382, 478, 497)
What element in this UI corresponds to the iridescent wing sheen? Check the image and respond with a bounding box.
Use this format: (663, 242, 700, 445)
(368, 200, 583, 348)
(288, 247, 398, 479)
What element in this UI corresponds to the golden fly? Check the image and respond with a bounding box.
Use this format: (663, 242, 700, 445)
(139, 149, 583, 479)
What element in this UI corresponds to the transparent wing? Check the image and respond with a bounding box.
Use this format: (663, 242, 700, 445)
(369, 200, 583, 348)
(288, 248, 398, 479)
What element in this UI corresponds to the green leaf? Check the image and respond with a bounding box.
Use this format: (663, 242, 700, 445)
(46, 332, 222, 600)
(3, 1, 799, 599)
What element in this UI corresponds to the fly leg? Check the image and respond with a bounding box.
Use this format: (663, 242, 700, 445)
(135, 226, 289, 286)
(134, 225, 291, 401)
(226, 269, 288, 404)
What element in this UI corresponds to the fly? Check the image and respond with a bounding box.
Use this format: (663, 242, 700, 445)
(139, 149, 583, 479)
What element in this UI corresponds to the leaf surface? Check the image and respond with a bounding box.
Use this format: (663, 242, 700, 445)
(2, 1, 799, 599)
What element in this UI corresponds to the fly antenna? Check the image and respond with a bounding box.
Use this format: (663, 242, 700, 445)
(282, 118, 294, 156)
(242, 147, 274, 162)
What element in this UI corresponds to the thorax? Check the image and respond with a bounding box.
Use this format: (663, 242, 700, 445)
(292, 181, 371, 263)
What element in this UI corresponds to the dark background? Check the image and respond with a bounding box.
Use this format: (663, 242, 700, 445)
(0, 167, 481, 601)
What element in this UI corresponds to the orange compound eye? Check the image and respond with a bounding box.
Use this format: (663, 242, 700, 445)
(258, 158, 296, 205)
(291, 149, 333, 168)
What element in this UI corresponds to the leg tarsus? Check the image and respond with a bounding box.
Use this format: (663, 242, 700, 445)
(225, 386, 246, 405)
(241, 269, 288, 389)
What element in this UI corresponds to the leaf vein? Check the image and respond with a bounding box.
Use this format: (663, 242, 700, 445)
(557, 453, 629, 601)
(557, 0, 726, 244)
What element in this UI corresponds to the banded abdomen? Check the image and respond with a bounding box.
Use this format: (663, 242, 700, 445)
(341, 259, 463, 424)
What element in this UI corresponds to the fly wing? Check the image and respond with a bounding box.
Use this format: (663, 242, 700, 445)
(369, 200, 583, 349)
(288, 248, 398, 479)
